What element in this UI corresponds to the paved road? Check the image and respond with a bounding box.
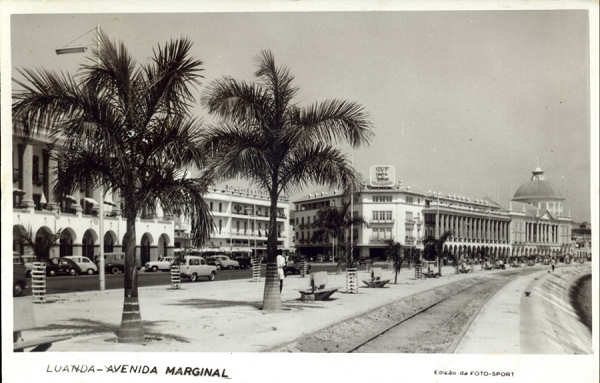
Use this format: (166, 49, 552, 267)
(22, 263, 340, 296)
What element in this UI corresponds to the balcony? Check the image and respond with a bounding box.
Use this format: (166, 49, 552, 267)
(369, 218, 394, 224)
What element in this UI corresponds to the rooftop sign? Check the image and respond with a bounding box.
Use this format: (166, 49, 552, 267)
(369, 165, 396, 188)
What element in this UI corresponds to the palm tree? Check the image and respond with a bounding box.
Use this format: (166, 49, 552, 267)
(422, 230, 453, 277)
(202, 50, 373, 311)
(312, 199, 366, 267)
(13, 32, 214, 343)
(384, 240, 404, 284)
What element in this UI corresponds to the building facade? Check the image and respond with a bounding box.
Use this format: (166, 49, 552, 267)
(422, 193, 512, 263)
(12, 126, 175, 266)
(292, 165, 580, 264)
(175, 186, 291, 257)
(508, 167, 573, 259)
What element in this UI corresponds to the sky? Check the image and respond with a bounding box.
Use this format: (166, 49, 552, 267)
(10, 11, 592, 221)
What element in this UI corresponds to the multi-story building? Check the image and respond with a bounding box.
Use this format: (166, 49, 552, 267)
(292, 190, 347, 261)
(175, 186, 291, 258)
(571, 221, 591, 249)
(12, 125, 175, 267)
(293, 164, 581, 264)
(422, 193, 512, 262)
(292, 166, 429, 261)
(508, 167, 573, 258)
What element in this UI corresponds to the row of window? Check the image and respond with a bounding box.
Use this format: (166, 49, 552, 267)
(372, 210, 393, 221)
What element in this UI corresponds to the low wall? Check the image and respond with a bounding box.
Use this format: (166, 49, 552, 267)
(520, 264, 592, 354)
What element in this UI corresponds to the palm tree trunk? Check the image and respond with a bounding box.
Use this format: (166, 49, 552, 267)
(262, 189, 281, 311)
(117, 210, 145, 343)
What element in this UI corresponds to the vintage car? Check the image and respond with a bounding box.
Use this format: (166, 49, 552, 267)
(206, 255, 240, 270)
(179, 256, 217, 282)
(144, 256, 176, 272)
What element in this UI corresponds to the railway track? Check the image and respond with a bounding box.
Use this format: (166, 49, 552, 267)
(350, 269, 540, 353)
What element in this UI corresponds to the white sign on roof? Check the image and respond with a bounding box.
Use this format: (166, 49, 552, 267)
(369, 165, 396, 188)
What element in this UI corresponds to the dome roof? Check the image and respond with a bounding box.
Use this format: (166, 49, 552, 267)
(512, 167, 563, 201)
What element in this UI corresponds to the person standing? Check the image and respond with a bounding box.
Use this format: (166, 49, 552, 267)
(277, 253, 286, 293)
(551, 258, 556, 272)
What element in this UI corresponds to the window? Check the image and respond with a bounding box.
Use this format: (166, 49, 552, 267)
(218, 203, 222, 212)
(373, 195, 392, 203)
(406, 196, 414, 204)
(210, 202, 214, 211)
(218, 220, 222, 233)
(406, 211, 413, 220)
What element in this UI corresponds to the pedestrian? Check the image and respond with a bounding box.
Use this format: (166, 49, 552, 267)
(551, 258, 555, 272)
(277, 253, 286, 293)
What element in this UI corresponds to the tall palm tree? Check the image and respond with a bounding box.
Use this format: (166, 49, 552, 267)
(202, 50, 373, 311)
(13, 32, 213, 343)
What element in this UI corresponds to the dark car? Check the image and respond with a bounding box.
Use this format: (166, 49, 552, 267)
(233, 256, 252, 270)
(283, 263, 311, 276)
(13, 263, 28, 296)
(46, 257, 81, 276)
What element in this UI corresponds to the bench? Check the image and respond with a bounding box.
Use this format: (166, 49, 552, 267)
(13, 296, 72, 352)
(299, 271, 337, 301)
(362, 267, 390, 287)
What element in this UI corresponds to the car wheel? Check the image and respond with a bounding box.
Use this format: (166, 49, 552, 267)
(111, 266, 121, 274)
(228, 265, 234, 270)
(48, 269, 56, 277)
(69, 268, 78, 276)
(152, 266, 158, 272)
(87, 268, 95, 275)
(190, 273, 198, 282)
(14, 282, 25, 297)
(209, 271, 216, 281)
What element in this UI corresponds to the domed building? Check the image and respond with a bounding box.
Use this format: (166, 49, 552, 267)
(508, 167, 574, 260)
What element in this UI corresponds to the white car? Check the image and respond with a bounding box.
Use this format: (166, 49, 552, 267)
(179, 256, 217, 282)
(64, 256, 98, 275)
(144, 257, 175, 272)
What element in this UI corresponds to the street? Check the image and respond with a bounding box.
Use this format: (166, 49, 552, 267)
(22, 264, 339, 296)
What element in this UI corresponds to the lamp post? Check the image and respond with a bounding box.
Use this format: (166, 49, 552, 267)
(56, 24, 105, 290)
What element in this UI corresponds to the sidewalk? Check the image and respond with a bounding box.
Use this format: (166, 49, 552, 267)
(18, 265, 522, 352)
(455, 264, 591, 354)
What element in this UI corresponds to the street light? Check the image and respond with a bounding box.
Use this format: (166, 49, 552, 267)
(56, 25, 106, 291)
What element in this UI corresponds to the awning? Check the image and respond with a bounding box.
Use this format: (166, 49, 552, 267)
(83, 197, 99, 206)
(13, 188, 25, 195)
(65, 195, 77, 202)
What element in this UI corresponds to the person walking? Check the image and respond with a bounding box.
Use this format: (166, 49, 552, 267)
(277, 253, 286, 293)
(551, 258, 556, 272)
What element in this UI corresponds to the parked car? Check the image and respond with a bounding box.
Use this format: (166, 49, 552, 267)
(64, 256, 98, 275)
(13, 263, 28, 297)
(144, 256, 175, 272)
(179, 256, 217, 282)
(46, 257, 81, 276)
(232, 255, 252, 269)
(206, 255, 240, 270)
(95, 253, 126, 274)
(283, 262, 311, 276)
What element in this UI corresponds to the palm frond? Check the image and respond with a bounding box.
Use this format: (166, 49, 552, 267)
(12, 68, 85, 135)
(285, 99, 373, 148)
(254, 50, 298, 113)
(201, 77, 271, 126)
(278, 143, 360, 194)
